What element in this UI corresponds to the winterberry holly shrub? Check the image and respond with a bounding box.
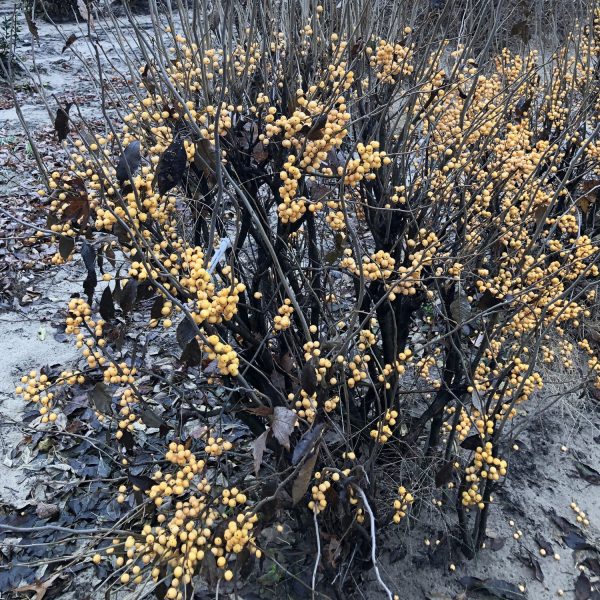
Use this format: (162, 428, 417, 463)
(12, 0, 600, 597)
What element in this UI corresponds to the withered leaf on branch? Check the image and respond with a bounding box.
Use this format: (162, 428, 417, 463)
(150, 295, 165, 320)
(81, 241, 96, 273)
(99, 286, 115, 321)
(270, 407, 297, 450)
(58, 236, 74, 260)
(62, 33, 77, 53)
(300, 361, 318, 396)
(180, 339, 202, 366)
(292, 449, 319, 505)
(450, 292, 472, 324)
(119, 278, 138, 314)
(194, 139, 216, 181)
(252, 430, 269, 475)
(176, 316, 197, 349)
(156, 138, 187, 195)
(116, 140, 142, 184)
(460, 433, 483, 451)
(54, 103, 72, 141)
(58, 176, 90, 226)
(83, 269, 97, 303)
(25, 11, 39, 44)
(128, 473, 155, 492)
(435, 460, 454, 487)
(292, 422, 325, 465)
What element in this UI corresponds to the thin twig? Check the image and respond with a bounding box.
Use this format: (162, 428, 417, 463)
(355, 487, 394, 600)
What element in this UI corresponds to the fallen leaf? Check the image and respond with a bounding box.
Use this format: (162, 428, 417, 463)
(517, 551, 544, 583)
(13, 573, 59, 600)
(459, 577, 525, 600)
(534, 534, 553, 556)
(563, 531, 596, 551)
(574, 461, 600, 485)
(36, 502, 59, 519)
(575, 573, 591, 600)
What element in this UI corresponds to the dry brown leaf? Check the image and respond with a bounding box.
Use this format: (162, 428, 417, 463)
(252, 430, 269, 475)
(62, 33, 77, 53)
(292, 449, 319, 505)
(14, 573, 59, 600)
(244, 406, 274, 417)
(270, 407, 297, 450)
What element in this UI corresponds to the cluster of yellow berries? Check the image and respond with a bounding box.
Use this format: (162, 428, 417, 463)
(323, 394, 340, 413)
(370, 35, 415, 83)
(65, 298, 106, 369)
(309, 471, 337, 513)
(370, 409, 399, 444)
(342, 142, 390, 186)
(377, 350, 412, 387)
(201, 335, 240, 376)
(295, 390, 318, 423)
(570, 502, 590, 527)
(392, 486, 414, 523)
(15, 371, 58, 423)
(108, 437, 260, 598)
(274, 298, 294, 331)
(204, 436, 234, 457)
(462, 442, 507, 509)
